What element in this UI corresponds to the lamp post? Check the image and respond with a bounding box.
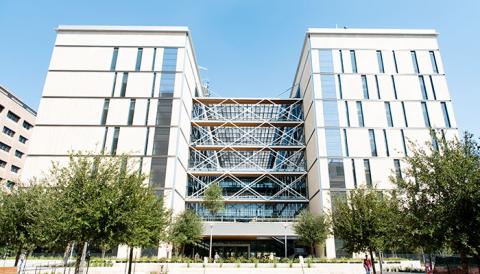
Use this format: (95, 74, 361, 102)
(209, 223, 213, 259)
(284, 223, 288, 258)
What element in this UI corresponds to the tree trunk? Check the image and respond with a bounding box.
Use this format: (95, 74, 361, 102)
(127, 247, 134, 274)
(310, 243, 315, 257)
(14, 244, 22, 267)
(181, 244, 185, 256)
(369, 248, 377, 274)
(74, 242, 84, 274)
(63, 242, 72, 267)
(460, 250, 468, 274)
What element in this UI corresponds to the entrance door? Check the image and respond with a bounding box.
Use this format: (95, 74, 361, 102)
(212, 244, 250, 258)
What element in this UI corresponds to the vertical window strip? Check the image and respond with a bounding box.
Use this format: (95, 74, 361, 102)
(421, 102, 431, 127)
(385, 102, 393, 127)
(101, 128, 108, 152)
(343, 129, 349, 157)
(429, 76, 437, 100)
(351, 159, 357, 188)
(401, 102, 408, 127)
(364, 159, 372, 187)
(120, 72, 128, 97)
(375, 75, 381, 99)
(356, 101, 364, 127)
(394, 159, 402, 179)
(135, 48, 143, 71)
(152, 48, 157, 71)
(369, 129, 377, 156)
(430, 51, 439, 73)
(337, 75, 343, 99)
(432, 135, 439, 151)
(441, 102, 451, 128)
(391, 76, 398, 99)
(110, 47, 119, 71)
(350, 50, 357, 73)
(419, 76, 428, 100)
(339, 50, 344, 73)
(128, 99, 136, 125)
(345, 101, 350, 127)
(361, 75, 369, 99)
(376, 50, 384, 73)
(392, 50, 399, 73)
(411, 51, 419, 73)
(383, 129, 390, 156)
(401, 129, 408, 156)
(100, 99, 110, 125)
(111, 127, 120, 156)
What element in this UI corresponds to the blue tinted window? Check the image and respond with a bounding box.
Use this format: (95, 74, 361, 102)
(135, 48, 143, 71)
(321, 75, 337, 99)
(345, 101, 350, 127)
(376, 50, 384, 73)
(375, 75, 381, 99)
(351, 159, 357, 188)
(111, 127, 120, 155)
(350, 50, 357, 73)
(401, 102, 408, 127)
(411, 51, 419, 73)
(110, 47, 119, 71)
(159, 73, 176, 97)
(128, 99, 136, 125)
(385, 102, 393, 127)
(391, 76, 398, 99)
(394, 159, 402, 179)
(120, 73, 128, 97)
(337, 75, 343, 99)
(318, 49, 334, 73)
(339, 50, 344, 73)
(421, 102, 431, 127)
(401, 129, 408, 156)
(392, 51, 399, 73)
(162, 48, 178, 71)
(356, 101, 364, 127)
(361, 75, 369, 99)
(419, 76, 428, 100)
(429, 51, 439, 73)
(343, 129, 349, 157)
(325, 129, 343, 157)
(364, 159, 372, 187)
(369, 129, 377, 156)
(441, 102, 451, 128)
(100, 99, 109, 125)
(383, 129, 390, 157)
(429, 76, 437, 100)
(323, 101, 339, 126)
(328, 159, 345, 188)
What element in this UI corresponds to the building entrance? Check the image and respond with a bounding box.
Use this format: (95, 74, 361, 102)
(212, 244, 250, 258)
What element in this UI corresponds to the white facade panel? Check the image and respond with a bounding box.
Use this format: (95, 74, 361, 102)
(36, 98, 103, 125)
(125, 73, 154, 97)
(49, 46, 112, 70)
(43, 72, 115, 97)
(106, 99, 130, 125)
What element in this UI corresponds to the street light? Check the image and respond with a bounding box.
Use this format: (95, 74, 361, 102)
(209, 223, 213, 260)
(284, 223, 288, 258)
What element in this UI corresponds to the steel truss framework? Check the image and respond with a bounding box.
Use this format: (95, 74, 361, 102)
(187, 98, 308, 221)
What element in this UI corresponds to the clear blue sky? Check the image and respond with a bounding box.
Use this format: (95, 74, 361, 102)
(0, 0, 479, 135)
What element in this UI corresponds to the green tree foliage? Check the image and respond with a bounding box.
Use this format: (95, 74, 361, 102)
(0, 184, 55, 266)
(293, 210, 330, 257)
(332, 187, 399, 274)
(203, 182, 224, 218)
(392, 132, 480, 274)
(169, 210, 203, 256)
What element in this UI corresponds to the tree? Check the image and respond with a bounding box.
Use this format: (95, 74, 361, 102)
(44, 152, 170, 274)
(293, 210, 330, 257)
(331, 187, 398, 274)
(392, 132, 480, 274)
(169, 210, 203, 256)
(0, 184, 55, 266)
(203, 182, 224, 219)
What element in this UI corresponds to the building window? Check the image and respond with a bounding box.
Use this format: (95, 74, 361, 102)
(356, 101, 364, 127)
(23, 121, 33, 130)
(128, 99, 136, 125)
(3, 127, 15, 137)
(369, 129, 377, 156)
(111, 127, 120, 156)
(100, 99, 110, 125)
(11, 165, 20, 173)
(7, 111, 20, 123)
(411, 51, 419, 73)
(328, 159, 346, 188)
(0, 142, 11, 152)
(364, 159, 372, 187)
(162, 48, 178, 71)
(432, 136, 439, 151)
(343, 129, 349, 157)
(15, 150, 23, 158)
(110, 47, 119, 71)
(401, 102, 408, 127)
(159, 73, 176, 97)
(323, 101, 340, 126)
(421, 102, 431, 127)
(19, 135, 27, 144)
(339, 50, 344, 73)
(429, 76, 437, 100)
(394, 159, 402, 179)
(351, 159, 357, 188)
(392, 50, 399, 73)
(376, 50, 384, 73)
(419, 76, 428, 100)
(0, 160, 5, 168)
(120, 73, 128, 97)
(321, 75, 337, 99)
(383, 129, 390, 157)
(345, 101, 350, 127)
(361, 75, 369, 99)
(0, 104, 4, 112)
(325, 129, 343, 157)
(337, 75, 343, 99)
(375, 75, 381, 99)
(441, 102, 451, 128)
(350, 50, 357, 73)
(391, 76, 398, 99)
(385, 102, 393, 127)
(429, 51, 439, 73)
(135, 48, 143, 71)
(318, 49, 334, 73)
(401, 129, 408, 156)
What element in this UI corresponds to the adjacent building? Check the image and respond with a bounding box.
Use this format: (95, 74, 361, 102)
(0, 85, 36, 189)
(22, 26, 458, 258)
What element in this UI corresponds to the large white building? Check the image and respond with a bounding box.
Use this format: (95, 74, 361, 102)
(23, 26, 457, 258)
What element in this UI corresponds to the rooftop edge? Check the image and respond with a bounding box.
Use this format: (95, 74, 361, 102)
(307, 28, 438, 36)
(0, 85, 37, 116)
(56, 25, 190, 33)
